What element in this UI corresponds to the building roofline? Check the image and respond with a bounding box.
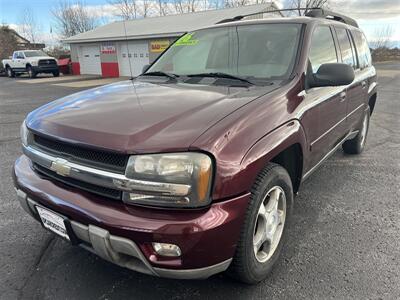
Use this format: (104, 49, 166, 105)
(62, 2, 280, 43)
(64, 32, 184, 44)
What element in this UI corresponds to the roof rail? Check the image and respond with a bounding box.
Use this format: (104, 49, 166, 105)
(216, 7, 358, 28)
(305, 8, 359, 28)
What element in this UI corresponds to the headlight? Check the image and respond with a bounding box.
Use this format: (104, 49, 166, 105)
(30, 61, 38, 66)
(122, 153, 213, 208)
(20, 120, 29, 147)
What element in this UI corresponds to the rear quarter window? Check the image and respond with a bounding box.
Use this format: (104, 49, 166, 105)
(352, 30, 372, 69)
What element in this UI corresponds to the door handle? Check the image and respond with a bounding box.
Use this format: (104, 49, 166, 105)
(339, 91, 346, 102)
(361, 81, 367, 89)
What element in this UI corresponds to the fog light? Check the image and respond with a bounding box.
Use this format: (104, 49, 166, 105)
(152, 242, 181, 257)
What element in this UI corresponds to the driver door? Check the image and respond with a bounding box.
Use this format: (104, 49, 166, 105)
(301, 26, 347, 169)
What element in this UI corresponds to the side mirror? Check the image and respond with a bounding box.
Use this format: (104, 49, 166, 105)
(308, 63, 355, 88)
(142, 64, 150, 74)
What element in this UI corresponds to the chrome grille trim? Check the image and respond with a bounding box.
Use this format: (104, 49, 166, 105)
(23, 145, 191, 196)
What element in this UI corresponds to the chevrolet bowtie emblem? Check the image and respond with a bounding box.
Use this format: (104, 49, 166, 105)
(50, 158, 71, 177)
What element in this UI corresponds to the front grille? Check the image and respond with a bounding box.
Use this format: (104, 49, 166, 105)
(38, 59, 57, 66)
(33, 134, 129, 174)
(33, 163, 122, 200)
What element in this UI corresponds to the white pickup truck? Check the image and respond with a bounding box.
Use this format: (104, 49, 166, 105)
(2, 50, 59, 78)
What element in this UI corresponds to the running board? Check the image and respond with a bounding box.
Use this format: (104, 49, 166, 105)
(302, 130, 359, 181)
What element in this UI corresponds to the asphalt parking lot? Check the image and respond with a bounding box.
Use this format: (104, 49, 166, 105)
(1, 62, 399, 299)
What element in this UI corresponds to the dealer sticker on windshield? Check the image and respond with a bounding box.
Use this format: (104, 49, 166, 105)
(36, 206, 70, 241)
(173, 33, 199, 46)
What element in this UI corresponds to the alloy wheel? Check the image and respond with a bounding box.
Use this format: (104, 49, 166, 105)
(253, 186, 286, 263)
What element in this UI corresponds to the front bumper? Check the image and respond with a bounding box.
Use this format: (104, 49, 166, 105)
(32, 65, 58, 73)
(14, 155, 250, 279)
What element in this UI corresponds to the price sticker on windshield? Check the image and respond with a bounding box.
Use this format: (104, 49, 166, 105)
(173, 33, 199, 46)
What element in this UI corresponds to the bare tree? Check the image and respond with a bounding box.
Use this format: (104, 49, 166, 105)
(288, 0, 329, 15)
(52, 0, 98, 38)
(109, 0, 138, 20)
(156, 0, 168, 16)
(0, 25, 19, 62)
(224, 0, 251, 8)
(140, 0, 152, 17)
(173, 0, 201, 13)
(18, 7, 41, 43)
(371, 25, 394, 49)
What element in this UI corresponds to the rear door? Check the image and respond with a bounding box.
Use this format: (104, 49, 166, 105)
(334, 26, 361, 133)
(347, 30, 372, 130)
(302, 25, 347, 168)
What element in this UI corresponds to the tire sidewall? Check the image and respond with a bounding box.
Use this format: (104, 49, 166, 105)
(7, 67, 13, 78)
(359, 108, 370, 151)
(243, 166, 293, 282)
(342, 107, 371, 154)
(28, 66, 34, 78)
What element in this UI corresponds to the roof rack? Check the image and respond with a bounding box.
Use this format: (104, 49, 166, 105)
(305, 8, 358, 28)
(216, 7, 359, 28)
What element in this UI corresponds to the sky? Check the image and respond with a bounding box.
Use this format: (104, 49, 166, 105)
(0, 0, 399, 47)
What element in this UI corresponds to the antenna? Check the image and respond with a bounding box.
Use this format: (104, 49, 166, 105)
(122, 19, 134, 80)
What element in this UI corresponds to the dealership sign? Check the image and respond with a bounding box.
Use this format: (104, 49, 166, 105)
(101, 43, 116, 54)
(150, 40, 170, 53)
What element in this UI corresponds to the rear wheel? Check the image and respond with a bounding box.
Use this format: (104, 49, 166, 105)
(229, 163, 293, 284)
(6, 67, 14, 78)
(27, 66, 36, 78)
(342, 108, 370, 154)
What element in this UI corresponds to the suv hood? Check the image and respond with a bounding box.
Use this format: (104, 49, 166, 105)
(27, 80, 276, 153)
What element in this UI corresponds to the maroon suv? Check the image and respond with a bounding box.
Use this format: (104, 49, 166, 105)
(14, 10, 377, 284)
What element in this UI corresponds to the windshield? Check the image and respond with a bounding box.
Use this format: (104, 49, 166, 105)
(24, 50, 47, 57)
(147, 23, 302, 82)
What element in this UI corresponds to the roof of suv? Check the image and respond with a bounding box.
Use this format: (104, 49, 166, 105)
(206, 16, 361, 32)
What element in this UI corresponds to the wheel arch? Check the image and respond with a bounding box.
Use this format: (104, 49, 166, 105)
(270, 143, 303, 193)
(241, 120, 307, 194)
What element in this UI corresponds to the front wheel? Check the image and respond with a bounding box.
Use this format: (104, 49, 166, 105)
(342, 108, 370, 154)
(6, 67, 14, 78)
(229, 163, 293, 284)
(27, 66, 36, 78)
(52, 70, 60, 77)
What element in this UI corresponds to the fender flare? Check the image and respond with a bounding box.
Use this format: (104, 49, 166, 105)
(240, 119, 308, 192)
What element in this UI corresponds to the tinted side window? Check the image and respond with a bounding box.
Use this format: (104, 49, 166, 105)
(352, 30, 372, 69)
(309, 26, 338, 73)
(335, 27, 355, 68)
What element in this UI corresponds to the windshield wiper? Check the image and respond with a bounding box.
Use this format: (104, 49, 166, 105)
(187, 72, 254, 85)
(141, 71, 179, 80)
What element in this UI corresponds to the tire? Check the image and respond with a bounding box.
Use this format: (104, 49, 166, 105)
(229, 163, 293, 284)
(342, 108, 370, 154)
(52, 70, 60, 77)
(6, 67, 14, 78)
(27, 66, 36, 78)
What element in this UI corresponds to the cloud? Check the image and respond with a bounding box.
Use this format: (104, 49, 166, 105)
(330, 0, 400, 20)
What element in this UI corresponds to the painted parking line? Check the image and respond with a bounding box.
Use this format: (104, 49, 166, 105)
(16, 75, 100, 84)
(52, 78, 124, 88)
